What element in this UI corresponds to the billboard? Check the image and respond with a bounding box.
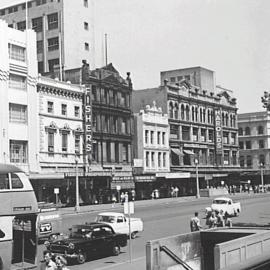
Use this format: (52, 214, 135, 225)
(214, 109, 223, 154)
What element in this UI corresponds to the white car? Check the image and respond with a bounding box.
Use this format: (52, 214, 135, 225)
(95, 212, 143, 239)
(206, 197, 241, 217)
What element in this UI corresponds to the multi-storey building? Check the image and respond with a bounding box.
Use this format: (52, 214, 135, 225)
(0, 19, 39, 174)
(0, 0, 93, 74)
(133, 102, 170, 199)
(133, 67, 239, 195)
(238, 111, 270, 185)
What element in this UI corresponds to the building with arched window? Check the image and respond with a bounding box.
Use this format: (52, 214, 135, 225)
(133, 66, 239, 195)
(238, 111, 270, 185)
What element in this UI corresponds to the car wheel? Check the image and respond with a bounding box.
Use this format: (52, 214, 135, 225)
(131, 232, 137, 239)
(77, 252, 86, 264)
(112, 244, 120, 256)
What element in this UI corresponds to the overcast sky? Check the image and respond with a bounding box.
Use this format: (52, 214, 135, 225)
(2, 0, 270, 113)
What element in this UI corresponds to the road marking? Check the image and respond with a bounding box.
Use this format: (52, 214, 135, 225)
(92, 256, 145, 270)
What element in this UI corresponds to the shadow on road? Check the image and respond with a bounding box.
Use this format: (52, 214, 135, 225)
(233, 222, 270, 228)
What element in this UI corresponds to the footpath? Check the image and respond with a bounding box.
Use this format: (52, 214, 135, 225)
(57, 192, 270, 270)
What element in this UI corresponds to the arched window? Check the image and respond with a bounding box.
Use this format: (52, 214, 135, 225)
(222, 113, 225, 126)
(199, 108, 203, 122)
(169, 102, 174, 119)
(192, 107, 195, 122)
(181, 104, 185, 120)
(258, 126, 264, 135)
(225, 114, 229, 127)
(185, 105, 190, 121)
(174, 104, 179, 119)
(210, 111, 214, 124)
(245, 127, 250, 135)
(238, 127, 243, 136)
(230, 115, 233, 127)
(207, 110, 211, 123)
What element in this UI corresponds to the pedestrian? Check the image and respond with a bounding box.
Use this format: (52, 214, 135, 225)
(120, 192, 125, 205)
(190, 212, 202, 232)
(55, 256, 70, 270)
(217, 210, 225, 227)
(131, 189, 136, 201)
(41, 251, 57, 270)
(111, 194, 117, 207)
(174, 186, 179, 197)
(224, 212, 233, 227)
(208, 211, 218, 229)
(124, 192, 129, 203)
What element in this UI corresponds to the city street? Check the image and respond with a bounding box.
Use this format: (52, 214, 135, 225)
(38, 193, 270, 270)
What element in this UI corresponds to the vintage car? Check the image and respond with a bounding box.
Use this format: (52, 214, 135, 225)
(95, 212, 143, 239)
(205, 197, 241, 217)
(45, 223, 127, 264)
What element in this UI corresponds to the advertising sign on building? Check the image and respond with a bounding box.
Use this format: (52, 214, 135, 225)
(83, 87, 92, 163)
(214, 109, 223, 154)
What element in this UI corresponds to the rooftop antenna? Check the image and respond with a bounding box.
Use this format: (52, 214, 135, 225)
(105, 33, 108, 66)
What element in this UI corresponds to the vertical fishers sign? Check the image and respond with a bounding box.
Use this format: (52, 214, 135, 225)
(215, 109, 223, 154)
(84, 87, 92, 164)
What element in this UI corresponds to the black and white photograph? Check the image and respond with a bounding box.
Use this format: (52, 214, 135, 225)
(1, 0, 270, 269)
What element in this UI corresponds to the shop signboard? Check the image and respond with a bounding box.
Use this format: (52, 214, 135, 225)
(214, 109, 223, 154)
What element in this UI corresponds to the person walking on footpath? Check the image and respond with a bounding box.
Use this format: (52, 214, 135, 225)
(40, 251, 57, 270)
(55, 256, 70, 270)
(190, 212, 202, 232)
(208, 211, 218, 229)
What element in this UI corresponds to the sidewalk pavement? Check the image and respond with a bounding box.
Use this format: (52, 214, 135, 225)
(59, 191, 270, 216)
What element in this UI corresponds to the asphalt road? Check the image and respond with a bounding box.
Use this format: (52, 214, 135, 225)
(38, 194, 270, 270)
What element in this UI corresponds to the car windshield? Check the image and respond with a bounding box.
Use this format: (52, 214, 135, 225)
(96, 215, 116, 223)
(212, 199, 228, 204)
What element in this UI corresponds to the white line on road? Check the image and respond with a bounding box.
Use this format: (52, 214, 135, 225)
(92, 256, 145, 270)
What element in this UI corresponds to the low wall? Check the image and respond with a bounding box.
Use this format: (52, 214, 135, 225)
(146, 232, 201, 270)
(200, 188, 228, 197)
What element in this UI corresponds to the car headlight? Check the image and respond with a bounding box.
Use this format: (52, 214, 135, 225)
(68, 243, 75, 249)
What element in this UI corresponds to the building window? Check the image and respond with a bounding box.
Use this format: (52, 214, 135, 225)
(48, 131, 54, 153)
(170, 125, 179, 139)
(223, 151, 229, 165)
(185, 75, 190, 81)
(259, 154, 265, 165)
(32, 17, 43, 32)
(122, 143, 128, 163)
(231, 133, 236, 145)
(48, 37, 59, 51)
(259, 140, 265, 149)
(182, 126, 190, 141)
(47, 12, 58, 30)
(145, 130, 149, 144)
(75, 134, 80, 154)
(162, 132, 165, 145)
(238, 127, 243, 136)
(258, 126, 264, 135)
(208, 129, 214, 142)
(239, 156, 245, 167)
(201, 129, 206, 142)
(9, 74, 26, 90)
(232, 151, 237, 165)
(121, 118, 127, 134)
(48, 58, 59, 72)
(246, 141, 251, 149)
(84, 22, 89, 30)
(170, 77, 176, 83)
(9, 103, 27, 123)
(192, 127, 198, 141)
(47, 101, 54, 113)
(85, 42, 89, 51)
(151, 152, 155, 167)
(10, 140, 27, 163)
(0, 9, 5, 16)
(37, 40, 43, 54)
(74, 106, 80, 117)
(62, 133, 68, 153)
(150, 131, 154, 144)
(158, 152, 162, 167)
(245, 127, 250, 135)
(223, 132, 229, 144)
(8, 6, 18, 14)
(84, 0, 88, 7)
(17, 21, 26, 31)
(157, 131, 161, 144)
(239, 141, 244, 149)
(38, 62, 44, 73)
(8, 44, 26, 62)
(61, 104, 67, 116)
(146, 152, 149, 167)
(246, 155, 252, 168)
(163, 153, 166, 167)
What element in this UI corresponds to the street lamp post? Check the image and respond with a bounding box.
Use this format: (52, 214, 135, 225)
(195, 158, 200, 198)
(75, 155, 80, 212)
(260, 163, 264, 193)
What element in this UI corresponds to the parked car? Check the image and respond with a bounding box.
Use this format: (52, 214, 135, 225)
(205, 197, 241, 217)
(45, 223, 127, 264)
(95, 212, 143, 239)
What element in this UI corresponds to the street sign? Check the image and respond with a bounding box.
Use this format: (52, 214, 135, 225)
(124, 202, 134, 215)
(54, 188, 59, 194)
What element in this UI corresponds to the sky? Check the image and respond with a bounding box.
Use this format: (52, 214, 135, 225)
(2, 0, 270, 113)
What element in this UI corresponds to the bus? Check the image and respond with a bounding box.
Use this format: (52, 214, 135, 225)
(0, 163, 38, 270)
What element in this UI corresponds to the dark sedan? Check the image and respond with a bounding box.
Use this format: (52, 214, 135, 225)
(45, 222, 127, 264)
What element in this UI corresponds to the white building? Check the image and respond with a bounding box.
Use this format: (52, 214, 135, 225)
(134, 102, 170, 174)
(0, 19, 39, 173)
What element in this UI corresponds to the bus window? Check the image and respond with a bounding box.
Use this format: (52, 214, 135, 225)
(0, 174, 9, 189)
(11, 173, 23, 189)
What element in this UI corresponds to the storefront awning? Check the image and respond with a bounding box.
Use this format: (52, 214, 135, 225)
(183, 150, 194, 155)
(171, 148, 183, 156)
(156, 172, 191, 179)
